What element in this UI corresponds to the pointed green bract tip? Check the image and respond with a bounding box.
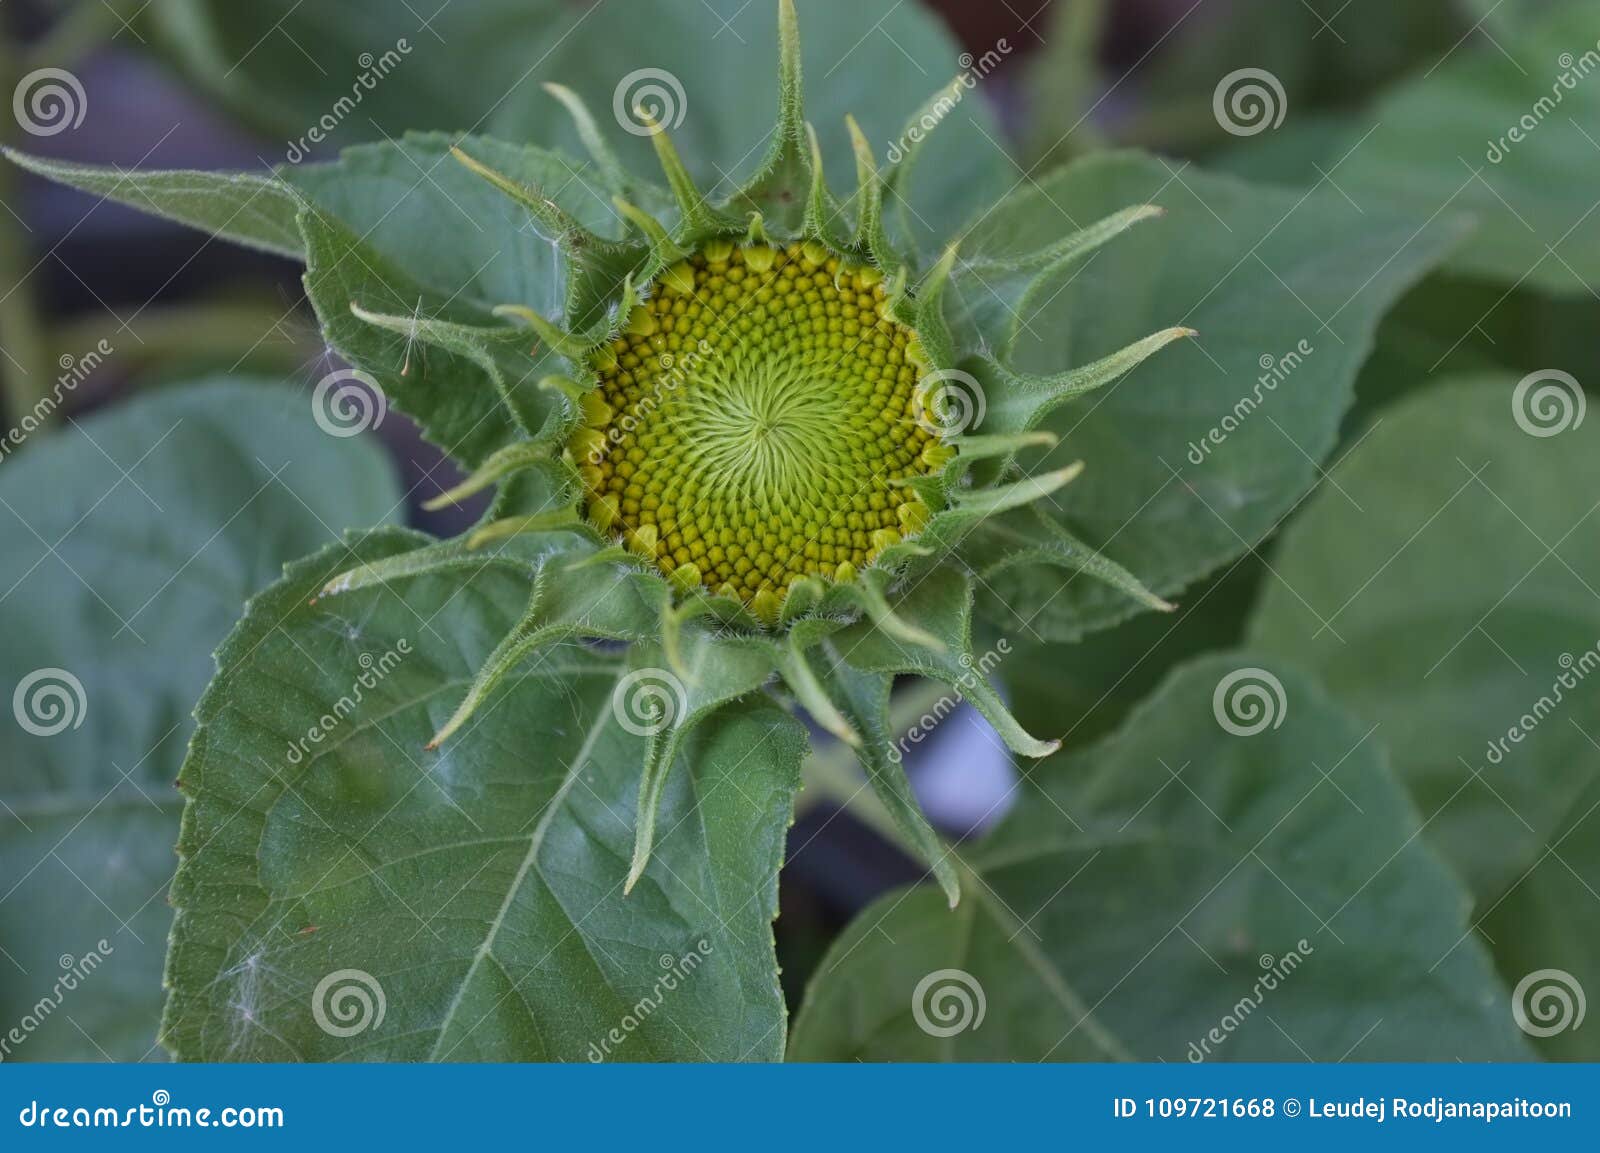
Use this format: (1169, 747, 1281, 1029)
(448, 144, 491, 180)
(492, 304, 589, 359)
(845, 113, 874, 169)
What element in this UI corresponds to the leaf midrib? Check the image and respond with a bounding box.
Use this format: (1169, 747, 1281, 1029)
(956, 855, 1136, 1062)
(423, 670, 619, 1061)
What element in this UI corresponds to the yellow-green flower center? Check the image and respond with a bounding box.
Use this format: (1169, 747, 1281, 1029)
(574, 240, 950, 615)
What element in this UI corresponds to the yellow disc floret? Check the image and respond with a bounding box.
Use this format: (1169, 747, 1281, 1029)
(574, 241, 950, 616)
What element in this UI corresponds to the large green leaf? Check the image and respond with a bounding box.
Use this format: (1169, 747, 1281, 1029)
(789, 656, 1531, 1061)
(1336, 2, 1600, 294)
(959, 152, 1462, 641)
(162, 529, 806, 1061)
(1248, 375, 1600, 1058)
(0, 379, 399, 1061)
(282, 133, 628, 468)
(138, 0, 1004, 248)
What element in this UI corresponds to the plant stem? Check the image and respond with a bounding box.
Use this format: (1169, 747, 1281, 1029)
(22, 0, 137, 76)
(0, 32, 52, 430)
(51, 300, 318, 375)
(1, 1, 142, 432)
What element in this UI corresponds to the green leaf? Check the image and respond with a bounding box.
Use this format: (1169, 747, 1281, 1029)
(284, 133, 638, 468)
(960, 151, 1463, 642)
(1248, 375, 1600, 1058)
(162, 529, 806, 1061)
(2, 149, 304, 260)
(1209, 112, 1359, 189)
(789, 655, 1532, 1061)
(0, 378, 399, 1061)
(138, 0, 1005, 251)
(625, 634, 780, 893)
(1335, 2, 1600, 293)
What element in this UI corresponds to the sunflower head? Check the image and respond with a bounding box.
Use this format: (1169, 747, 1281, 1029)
(388, 0, 1191, 642)
(324, 0, 1188, 894)
(577, 239, 947, 621)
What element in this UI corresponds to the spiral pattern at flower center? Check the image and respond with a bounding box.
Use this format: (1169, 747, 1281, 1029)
(573, 241, 949, 613)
